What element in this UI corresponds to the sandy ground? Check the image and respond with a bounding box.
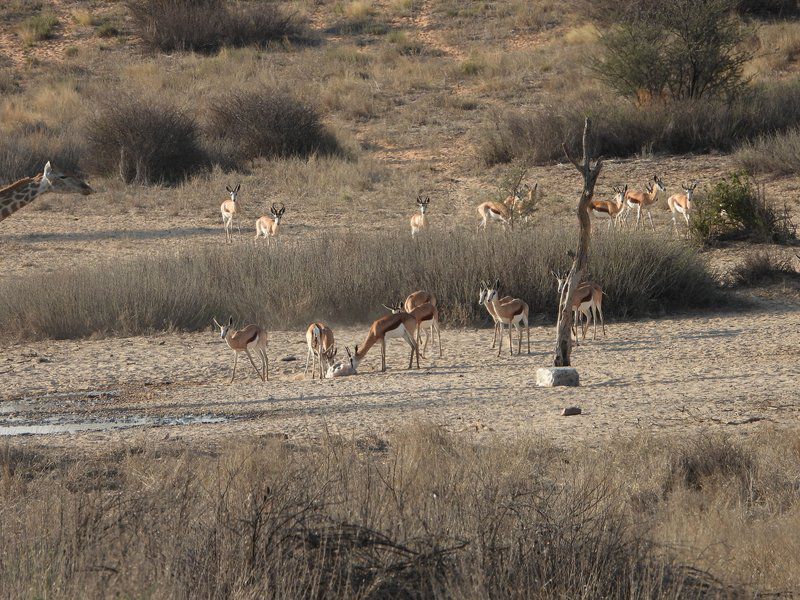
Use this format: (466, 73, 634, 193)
(2, 297, 798, 448)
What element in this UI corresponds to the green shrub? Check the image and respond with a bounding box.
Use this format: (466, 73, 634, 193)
(592, 0, 751, 100)
(0, 228, 719, 340)
(690, 172, 797, 244)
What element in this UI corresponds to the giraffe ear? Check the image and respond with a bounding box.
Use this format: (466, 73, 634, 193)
(43, 161, 52, 178)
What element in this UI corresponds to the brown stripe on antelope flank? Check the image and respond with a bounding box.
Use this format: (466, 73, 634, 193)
(577, 289, 592, 304)
(245, 331, 259, 344)
(489, 207, 502, 215)
(512, 305, 524, 317)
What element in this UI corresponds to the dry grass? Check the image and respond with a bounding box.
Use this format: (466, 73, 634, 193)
(70, 7, 97, 27)
(0, 228, 719, 340)
(17, 13, 58, 46)
(725, 249, 799, 287)
(479, 80, 800, 165)
(0, 428, 798, 597)
(736, 127, 800, 175)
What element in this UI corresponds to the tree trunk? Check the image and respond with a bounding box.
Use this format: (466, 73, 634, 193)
(553, 117, 603, 367)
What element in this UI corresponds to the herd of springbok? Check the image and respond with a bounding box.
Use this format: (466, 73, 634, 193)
(212, 174, 697, 382)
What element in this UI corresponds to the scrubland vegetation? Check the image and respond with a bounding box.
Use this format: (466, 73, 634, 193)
(1, 429, 799, 597)
(0, 229, 718, 340)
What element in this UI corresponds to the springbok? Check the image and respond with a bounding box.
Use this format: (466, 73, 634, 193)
(304, 322, 337, 380)
(478, 280, 513, 349)
(624, 175, 666, 230)
(221, 184, 241, 243)
(383, 301, 442, 358)
(553, 273, 606, 342)
(410, 196, 430, 238)
(477, 200, 511, 231)
(327, 346, 356, 378)
(213, 316, 269, 383)
(485, 280, 530, 356)
(667, 181, 698, 235)
(255, 202, 285, 245)
(590, 185, 627, 229)
(351, 312, 420, 373)
(404, 290, 437, 313)
(504, 183, 539, 222)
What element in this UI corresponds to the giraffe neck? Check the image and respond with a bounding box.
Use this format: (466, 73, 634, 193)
(0, 175, 49, 223)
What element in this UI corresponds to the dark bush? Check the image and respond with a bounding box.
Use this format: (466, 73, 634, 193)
(478, 80, 800, 165)
(726, 249, 799, 286)
(126, 0, 307, 54)
(85, 97, 207, 184)
(736, 0, 799, 15)
(690, 172, 797, 244)
(666, 435, 755, 493)
(204, 89, 342, 168)
(0, 228, 719, 340)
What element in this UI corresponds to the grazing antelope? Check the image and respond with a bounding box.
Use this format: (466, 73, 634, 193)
(477, 200, 511, 231)
(624, 175, 666, 230)
(410, 195, 430, 238)
(351, 312, 420, 373)
(213, 317, 269, 383)
(255, 202, 286, 246)
(504, 183, 539, 222)
(304, 322, 337, 380)
(221, 183, 241, 243)
(667, 181, 698, 234)
(478, 280, 513, 349)
(590, 185, 627, 230)
(383, 300, 442, 358)
(327, 346, 356, 378)
(485, 280, 530, 356)
(404, 290, 437, 313)
(553, 273, 605, 342)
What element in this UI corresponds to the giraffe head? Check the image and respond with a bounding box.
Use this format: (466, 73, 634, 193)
(42, 162, 94, 196)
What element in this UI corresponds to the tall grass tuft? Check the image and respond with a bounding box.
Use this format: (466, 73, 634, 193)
(18, 13, 59, 46)
(0, 228, 719, 340)
(736, 127, 800, 176)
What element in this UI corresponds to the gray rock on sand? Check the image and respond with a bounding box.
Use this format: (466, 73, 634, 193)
(536, 367, 580, 387)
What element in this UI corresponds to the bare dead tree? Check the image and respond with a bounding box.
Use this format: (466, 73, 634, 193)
(554, 117, 603, 367)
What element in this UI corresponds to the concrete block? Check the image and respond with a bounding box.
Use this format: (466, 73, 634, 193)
(536, 367, 580, 387)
